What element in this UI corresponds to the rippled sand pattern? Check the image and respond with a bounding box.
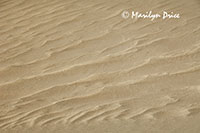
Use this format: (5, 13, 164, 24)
(0, 0, 200, 132)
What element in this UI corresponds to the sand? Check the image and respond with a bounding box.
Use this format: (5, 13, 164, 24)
(0, 0, 200, 132)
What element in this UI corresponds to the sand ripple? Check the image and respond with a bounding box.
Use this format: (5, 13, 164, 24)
(0, 0, 200, 132)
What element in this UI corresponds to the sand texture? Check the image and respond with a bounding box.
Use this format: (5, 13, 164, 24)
(0, 0, 200, 132)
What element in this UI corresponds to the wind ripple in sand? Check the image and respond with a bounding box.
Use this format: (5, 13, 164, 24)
(0, 0, 200, 132)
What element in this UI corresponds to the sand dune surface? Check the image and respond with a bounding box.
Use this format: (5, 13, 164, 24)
(0, 0, 200, 132)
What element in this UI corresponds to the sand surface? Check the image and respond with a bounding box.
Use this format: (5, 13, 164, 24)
(0, 0, 200, 132)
